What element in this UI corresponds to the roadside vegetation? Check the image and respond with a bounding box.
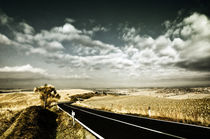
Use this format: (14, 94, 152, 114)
(55, 108, 96, 139)
(1, 106, 58, 138)
(0, 87, 95, 139)
(69, 92, 106, 103)
(34, 84, 61, 109)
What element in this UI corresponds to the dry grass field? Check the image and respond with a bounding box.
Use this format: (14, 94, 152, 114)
(75, 88, 210, 127)
(0, 87, 209, 138)
(0, 89, 95, 138)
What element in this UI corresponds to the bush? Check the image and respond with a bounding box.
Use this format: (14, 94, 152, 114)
(34, 84, 60, 109)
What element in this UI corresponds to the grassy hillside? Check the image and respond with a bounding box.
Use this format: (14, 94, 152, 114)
(56, 108, 96, 139)
(1, 106, 57, 138)
(0, 89, 96, 139)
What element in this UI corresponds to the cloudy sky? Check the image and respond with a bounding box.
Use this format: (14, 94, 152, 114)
(0, 0, 210, 88)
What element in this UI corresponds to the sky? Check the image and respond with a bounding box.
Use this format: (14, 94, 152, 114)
(0, 0, 210, 88)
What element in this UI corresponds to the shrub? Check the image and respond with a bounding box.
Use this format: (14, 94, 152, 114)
(34, 84, 60, 109)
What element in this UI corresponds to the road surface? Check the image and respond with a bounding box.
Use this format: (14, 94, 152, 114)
(58, 103, 210, 139)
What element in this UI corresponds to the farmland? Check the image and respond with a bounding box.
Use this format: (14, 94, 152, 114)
(75, 88, 210, 127)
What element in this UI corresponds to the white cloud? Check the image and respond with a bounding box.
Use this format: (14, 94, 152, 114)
(1, 11, 210, 86)
(92, 26, 108, 32)
(119, 12, 210, 81)
(172, 38, 185, 50)
(27, 47, 47, 55)
(82, 29, 94, 35)
(19, 22, 35, 34)
(180, 25, 192, 37)
(14, 32, 34, 44)
(163, 20, 171, 29)
(38, 40, 64, 50)
(0, 12, 13, 25)
(65, 18, 75, 23)
(48, 41, 64, 49)
(173, 13, 210, 63)
(32, 23, 119, 54)
(82, 26, 108, 36)
(0, 33, 11, 45)
(154, 35, 170, 51)
(53, 23, 81, 34)
(52, 73, 90, 79)
(0, 64, 46, 74)
(183, 13, 210, 37)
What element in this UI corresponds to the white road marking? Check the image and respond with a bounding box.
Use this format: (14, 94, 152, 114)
(122, 111, 210, 129)
(65, 104, 186, 139)
(58, 105, 104, 139)
(75, 104, 210, 129)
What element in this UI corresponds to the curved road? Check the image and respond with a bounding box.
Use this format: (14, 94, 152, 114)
(58, 103, 210, 139)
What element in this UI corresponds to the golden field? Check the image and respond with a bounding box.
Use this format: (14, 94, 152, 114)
(0, 89, 95, 138)
(75, 88, 210, 127)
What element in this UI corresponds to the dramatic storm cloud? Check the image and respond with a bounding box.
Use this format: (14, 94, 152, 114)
(0, 0, 210, 88)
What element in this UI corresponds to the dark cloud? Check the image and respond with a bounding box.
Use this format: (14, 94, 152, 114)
(175, 57, 210, 72)
(0, 72, 47, 79)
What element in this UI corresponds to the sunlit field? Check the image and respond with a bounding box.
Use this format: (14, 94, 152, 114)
(0, 89, 94, 138)
(75, 88, 210, 127)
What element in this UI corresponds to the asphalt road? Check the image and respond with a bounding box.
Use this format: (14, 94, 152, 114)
(58, 103, 210, 139)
